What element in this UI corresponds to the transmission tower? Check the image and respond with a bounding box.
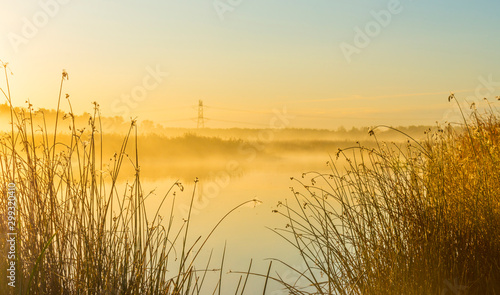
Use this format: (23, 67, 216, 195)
(197, 100, 205, 128)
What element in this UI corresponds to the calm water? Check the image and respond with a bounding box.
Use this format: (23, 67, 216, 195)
(138, 153, 335, 293)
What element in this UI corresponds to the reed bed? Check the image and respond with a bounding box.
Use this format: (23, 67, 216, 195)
(0, 67, 262, 294)
(3, 63, 500, 294)
(272, 96, 500, 294)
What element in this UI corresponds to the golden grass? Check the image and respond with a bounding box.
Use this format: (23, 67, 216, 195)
(2, 64, 499, 294)
(0, 68, 260, 294)
(271, 97, 500, 294)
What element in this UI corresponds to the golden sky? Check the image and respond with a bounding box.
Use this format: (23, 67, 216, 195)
(1, 0, 500, 128)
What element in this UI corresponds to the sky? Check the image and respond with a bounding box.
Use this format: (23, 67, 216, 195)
(1, 0, 500, 129)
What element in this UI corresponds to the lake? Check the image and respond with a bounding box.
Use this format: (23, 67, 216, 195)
(103, 128, 421, 293)
(137, 153, 333, 294)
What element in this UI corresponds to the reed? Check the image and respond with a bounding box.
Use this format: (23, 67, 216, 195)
(0, 66, 260, 294)
(272, 96, 500, 294)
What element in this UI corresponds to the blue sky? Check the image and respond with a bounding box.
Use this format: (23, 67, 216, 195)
(1, 0, 499, 128)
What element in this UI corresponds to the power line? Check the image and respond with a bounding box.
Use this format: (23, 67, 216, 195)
(204, 105, 275, 115)
(207, 118, 269, 127)
(159, 118, 194, 122)
(159, 101, 426, 127)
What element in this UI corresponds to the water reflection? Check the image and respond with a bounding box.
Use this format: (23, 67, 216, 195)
(98, 132, 413, 293)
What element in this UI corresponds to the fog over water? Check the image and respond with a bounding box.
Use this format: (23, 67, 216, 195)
(108, 127, 424, 293)
(0, 106, 430, 293)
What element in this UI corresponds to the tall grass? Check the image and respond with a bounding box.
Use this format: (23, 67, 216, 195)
(272, 97, 500, 294)
(0, 67, 262, 294)
(3, 64, 499, 294)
